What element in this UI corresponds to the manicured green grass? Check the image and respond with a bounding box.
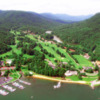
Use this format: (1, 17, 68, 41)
(67, 75, 97, 82)
(10, 71, 21, 82)
(0, 71, 21, 86)
(0, 45, 22, 58)
(11, 45, 22, 54)
(67, 75, 79, 81)
(34, 46, 41, 51)
(82, 77, 97, 82)
(23, 54, 33, 58)
(73, 55, 94, 67)
(4, 31, 94, 70)
(10, 30, 15, 34)
(26, 34, 37, 41)
(16, 31, 21, 35)
(40, 42, 80, 68)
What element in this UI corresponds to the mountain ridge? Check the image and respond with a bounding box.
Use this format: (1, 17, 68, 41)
(0, 10, 64, 31)
(41, 13, 93, 21)
(53, 13, 100, 60)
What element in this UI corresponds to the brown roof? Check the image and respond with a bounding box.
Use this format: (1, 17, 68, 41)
(69, 49, 75, 52)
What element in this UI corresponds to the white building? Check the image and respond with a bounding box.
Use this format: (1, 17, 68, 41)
(45, 31, 52, 34)
(65, 70, 78, 76)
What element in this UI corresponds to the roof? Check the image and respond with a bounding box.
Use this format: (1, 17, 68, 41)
(69, 49, 75, 52)
(96, 61, 100, 65)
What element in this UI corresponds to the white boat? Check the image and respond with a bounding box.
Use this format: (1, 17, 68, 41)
(53, 82, 61, 89)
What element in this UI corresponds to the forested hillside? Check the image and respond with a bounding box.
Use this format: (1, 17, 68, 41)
(0, 10, 62, 33)
(0, 28, 15, 54)
(0, 10, 63, 55)
(54, 13, 100, 60)
(0, 10, 100, 61)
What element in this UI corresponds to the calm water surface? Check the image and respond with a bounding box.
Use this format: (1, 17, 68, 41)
(0, 78, 100, 100)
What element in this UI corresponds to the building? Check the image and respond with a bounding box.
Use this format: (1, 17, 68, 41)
(69, 49, 75, 52)
(84, 53, 90, 59)
(96, 61, 100, 67)
(65, 70, 78, 76)
(6, 59, 12, 65)
(45, 31, 52, 34)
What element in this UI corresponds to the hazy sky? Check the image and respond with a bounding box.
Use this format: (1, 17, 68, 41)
(0, 0, 100, 15)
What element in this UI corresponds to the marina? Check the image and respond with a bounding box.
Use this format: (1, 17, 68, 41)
(0, 79, 31, 96)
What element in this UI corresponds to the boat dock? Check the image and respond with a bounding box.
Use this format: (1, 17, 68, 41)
(0, 80, 31, 96)
(19, 79, 31, 85)
(2, 85, 16, 92)
(12, 82, 25, 89)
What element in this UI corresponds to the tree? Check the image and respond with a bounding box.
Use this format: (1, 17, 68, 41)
(98, 70, 100, 80)
(95, 65, 99, 71)
(15, 62, 21, 71)
(0, 71, 1, 76)
(4, 70, 10, 77)
(78, 73, 82, 80)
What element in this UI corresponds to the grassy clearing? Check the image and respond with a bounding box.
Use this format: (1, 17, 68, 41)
(23, 54, 33, 58)
(0, 72, 21, 86)
(82, 77, 97, 82)
(40, 42, 79, 68)
(10, 71, 21, 82)
(34, 46, 41, 51)
(73, 55, 94, 67)
(0, 45, 21, 58)
(26, 34, 37, 41)
(14, 33, 82, 69)
(67, 75, 79, 81)
(67, 75, 97, 82)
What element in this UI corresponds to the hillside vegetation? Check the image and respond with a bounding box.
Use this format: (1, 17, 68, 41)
(54, 13, 100, 60)
(41, 13, 92, 22)
(0, 10, 63, 33)
(0, 30, 95, 77)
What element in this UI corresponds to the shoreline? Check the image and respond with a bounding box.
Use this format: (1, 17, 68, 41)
(31, 74, 89, 86)
(0, 72, 21, 86)
(32, 74, 100, 89)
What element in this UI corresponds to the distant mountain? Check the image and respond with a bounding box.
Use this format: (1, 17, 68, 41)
(0, 10, 63, 31)
(29, 12, 75, 24)
(41, 13, 93, 21)
(54, 13, 100, 60)
(0, 10, 2, 13)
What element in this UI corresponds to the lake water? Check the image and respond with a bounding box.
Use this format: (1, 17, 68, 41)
(0, 77, 100, 100)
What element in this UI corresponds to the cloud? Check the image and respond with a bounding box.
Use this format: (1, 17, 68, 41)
(0, 0, 100, 15)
